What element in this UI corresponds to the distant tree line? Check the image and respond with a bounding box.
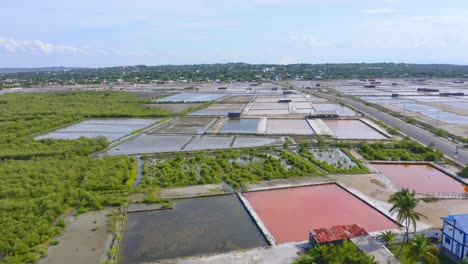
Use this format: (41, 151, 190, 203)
(1, 63, 467, 88)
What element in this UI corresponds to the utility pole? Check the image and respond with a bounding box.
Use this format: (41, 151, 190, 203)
(436, 116, 440, 134)
(455, 143, 460, 161)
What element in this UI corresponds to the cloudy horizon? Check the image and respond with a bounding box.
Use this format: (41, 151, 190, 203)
(1, 0, 468, 67)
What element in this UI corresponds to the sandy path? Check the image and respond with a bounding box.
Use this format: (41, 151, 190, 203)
(39, 208, 113, 264)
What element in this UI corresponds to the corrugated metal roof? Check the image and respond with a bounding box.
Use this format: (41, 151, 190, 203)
(443, 214, 468, 233)
(311, 224, 368, 244)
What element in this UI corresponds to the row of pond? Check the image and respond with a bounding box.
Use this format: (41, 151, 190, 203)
(117, 162, 467, 263)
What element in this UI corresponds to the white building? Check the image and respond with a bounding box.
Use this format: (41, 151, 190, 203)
(442, 214, 468, 261)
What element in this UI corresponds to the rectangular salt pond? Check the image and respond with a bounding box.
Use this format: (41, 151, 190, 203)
(359, 97, 414, 105)
(217, 95, 255, 103)
(392, 103, 468, 123)
(308, 148, 357, 169)
(231, 136, 284, 148)
(392, 103, 439, 112)
(250, 103, 289, 110)
(118, 195, 268, 263)
(247, 109, 290, 115)
(155, 93, 227, 103)
(220, 119, 259, 133)
(372, 163, 468, 194)
(243, 184, 399, 244)
(444, 102, 468, 109)
(312, 104, 356, 116)
(266, 119, 314, 135)
(107, 134, 193, 155)
(322, 120, 387, 139)
(35, 119, 156, 142)
(292, 102, 313, 109)
(189, 104, 246, 116)
(146, 117, 216, 134)
(423, 111, 468, 124)
(184, 135, 234, 150)
(254, 96, 284, 103)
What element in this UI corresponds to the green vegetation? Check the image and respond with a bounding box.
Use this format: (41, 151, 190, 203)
(0, 91, 180, 263)
(141, 149, 321, 189)
(388, 243, 453, 264)
(0, 156, 133, 263)
(0, 91, 173, 159)
(3, 63, 468, 87)
(140, 187, 172, 208)
(125, 158, 138, 187)
(388, 189, 427, 257)
(298, 147, 369, 174)
(357, 140, 444, 161)
(293, 240, 377, 264)
(406, 235, 439, 264)
(378, 230, 396, 246)
(459, 166, 468, 178)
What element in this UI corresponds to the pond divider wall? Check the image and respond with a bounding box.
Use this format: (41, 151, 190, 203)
(237, 192, 276, 246)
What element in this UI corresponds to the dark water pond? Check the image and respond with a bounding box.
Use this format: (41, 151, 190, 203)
(118, 194, 268, 263)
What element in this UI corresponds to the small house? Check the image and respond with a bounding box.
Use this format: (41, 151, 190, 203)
(441, 214, 468, 261)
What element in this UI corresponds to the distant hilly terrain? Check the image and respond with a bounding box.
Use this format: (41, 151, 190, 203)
(0, 67, 81, 74)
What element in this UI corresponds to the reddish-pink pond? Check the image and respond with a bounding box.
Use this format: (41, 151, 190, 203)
(372, 163, 468, 194)
(243, 184, 399, 243)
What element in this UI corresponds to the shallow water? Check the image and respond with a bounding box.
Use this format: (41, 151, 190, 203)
(372, 163, 468, 194)
(107, 134, 193, 155)
(244, 184, 399, 243)
(266, 119, 314, 134)
(309, 148, 357, 168)
(312, 104, 356, 116)
(155, 93, 227, 102)
(118, 195, 267, 263)
(147, 117, 216, 134)
(322, 120, 386, 139)
(35, 118, 156, 142)
(220, 119, 259, 133)
(184, 136, 234, 150)
(444, 102, 468, 109)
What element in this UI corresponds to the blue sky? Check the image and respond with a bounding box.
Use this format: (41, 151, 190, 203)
(1, 0, 468, 67)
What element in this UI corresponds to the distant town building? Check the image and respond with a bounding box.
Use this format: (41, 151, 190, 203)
(440, 92, 464, 96)
(308, 111, 339, 119)
(417, 88, 439, 92)
(227, 112, 241, 118)
(283, 89, 297, 95)
(441, 214, 468, 262)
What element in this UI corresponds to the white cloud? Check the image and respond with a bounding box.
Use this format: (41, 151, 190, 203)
(0, 37, 86, 55)
(361, 8, 395, 14)
(279, 55, 298, 65)
(286, 34, 334, 47)
(176, 20, 241, 29)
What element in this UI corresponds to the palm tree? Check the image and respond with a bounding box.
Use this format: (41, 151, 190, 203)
(388, 188, 427, 257)
(406, 235, 439, 264)
(379, 230, 396, 246)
